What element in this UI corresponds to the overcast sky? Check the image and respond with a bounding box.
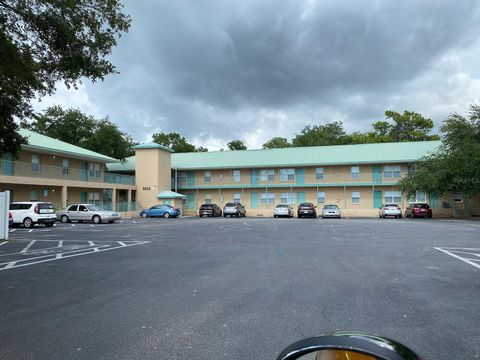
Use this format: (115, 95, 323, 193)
(34, 0, 480, 150)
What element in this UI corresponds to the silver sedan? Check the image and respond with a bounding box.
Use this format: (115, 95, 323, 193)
(274, 204, 294, 218)
(321, 204, 341, 218)
(56, 204, 121, 224)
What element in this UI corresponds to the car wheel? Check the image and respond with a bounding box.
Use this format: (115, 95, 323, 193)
(141, 212, 148, 218)
(45, 223, 54, 228)
(108, 220, 115, 224)
(164, 212, 171, 219)
(399, 214, 402, 219)
(224, 214, 227, 217)
(92, 215, 101, 224)
(428, 215, 432, 218)
(23, 217, 33, 228)
(61, 215, 69, 223)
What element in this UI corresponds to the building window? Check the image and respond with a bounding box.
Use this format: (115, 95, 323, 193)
(31, 154, 40, 173)
(384, 191, 402, 203)
(260, 192, 275, 204)
(317, 191, 326, 203)
(280, 192, 295, 204)
(89, 162, 101, 178)
(453, 192, 463, 203)
(178, 171, 187, 184)
(205, 193, 212, 204)
(279, 168, 295, 181)
(407, 163, 416, 175)
(409, 191, 426, 202)
(260, 169, 275, 181)
(233, 193, 241, 203)
(204, 171, 211, 183)
(352, 191, 360, 204)
(384, 165, 401, 178)
(88, 192, 100, 205)
(30, 190, 39, 201)
(233, 170, 241, 183)
(351, 166, 360, 179)
(315, 167, 324, 180)
(62, 159, 70, 176)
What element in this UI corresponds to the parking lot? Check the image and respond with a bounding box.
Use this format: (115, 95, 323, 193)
(0, 217, 479, 360)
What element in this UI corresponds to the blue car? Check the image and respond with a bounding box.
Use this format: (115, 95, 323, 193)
(139, 204, 181, 218)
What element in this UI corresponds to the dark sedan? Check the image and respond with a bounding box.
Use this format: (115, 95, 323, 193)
(297, 202, 317, 218)
(199, 203, 222, 217)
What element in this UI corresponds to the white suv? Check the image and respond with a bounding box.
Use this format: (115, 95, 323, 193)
(9, 202, 57, 228)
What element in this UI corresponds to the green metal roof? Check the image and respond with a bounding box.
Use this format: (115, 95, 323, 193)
(106, 141, 441, 172)
(132, 142, 174, 152)
(107, 155, 136, 172)
(19, 129, 119, 163)
(171, 141, 441, 170)
(156, 190, 186, 199)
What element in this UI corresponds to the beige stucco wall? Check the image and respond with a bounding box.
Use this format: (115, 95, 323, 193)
(176, 186, 477, 218)
(0, 184, 107, 209)
(176, 164, 410, 187)
(135, 148, 172, 209)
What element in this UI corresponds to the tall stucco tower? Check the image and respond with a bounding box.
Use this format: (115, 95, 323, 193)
(132, 143, 173, 209)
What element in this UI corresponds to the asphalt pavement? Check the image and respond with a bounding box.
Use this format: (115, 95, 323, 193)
(0, 217, 479, 360)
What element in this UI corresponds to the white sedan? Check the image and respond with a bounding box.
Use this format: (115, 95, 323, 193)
(379, 204, 402, 218)
(56, 204, 121, 224)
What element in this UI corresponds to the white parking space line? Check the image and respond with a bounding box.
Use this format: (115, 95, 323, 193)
(0, 240, 149, 271)
(88, 241, 95, 246)
(20, 240, 36, 253)
(9, 229, 16, 233)
(0, 241, 8, 246)
(435, 247, 480, 270)
(58, 240, 63, 248)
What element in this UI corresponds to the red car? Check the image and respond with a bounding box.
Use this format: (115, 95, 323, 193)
(405, 203, 432, 218)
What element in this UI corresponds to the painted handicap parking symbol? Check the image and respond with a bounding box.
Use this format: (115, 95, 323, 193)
(435, 247, 480, 270)
(0, 239, 149, 271)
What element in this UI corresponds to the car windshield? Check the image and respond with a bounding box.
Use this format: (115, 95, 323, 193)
(86, 205, 102, 211)
(385, 204, 398, 207)
(324, 205, 338, 209)
(225, 203, 236, 207)
(276, 205, 289, 208)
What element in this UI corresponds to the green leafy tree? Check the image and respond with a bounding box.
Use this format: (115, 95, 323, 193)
(22, 106, 134, 160)
(152, 132, 207, 153)
(292, 121, 352, 147)
(0, 0, 130, 157)
(23, 106, 97, 145)
(262, 137, 291, 149)
(399, 105, 480, 200)
(227, 139, 247, 151)
(84, 119, 135, 160)
(371, 111, 440, 142)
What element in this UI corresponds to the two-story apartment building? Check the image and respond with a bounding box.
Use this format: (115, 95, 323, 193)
(3, 130, 476, 217)
(107, 140, 478, 217)
(0, 129, 136, 211)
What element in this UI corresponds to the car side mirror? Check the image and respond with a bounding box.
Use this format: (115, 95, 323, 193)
(84, 209, 88, 212)
(277, 333, 423, 360)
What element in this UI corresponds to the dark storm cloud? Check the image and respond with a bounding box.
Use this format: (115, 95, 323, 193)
(75, 0, 480, 146)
